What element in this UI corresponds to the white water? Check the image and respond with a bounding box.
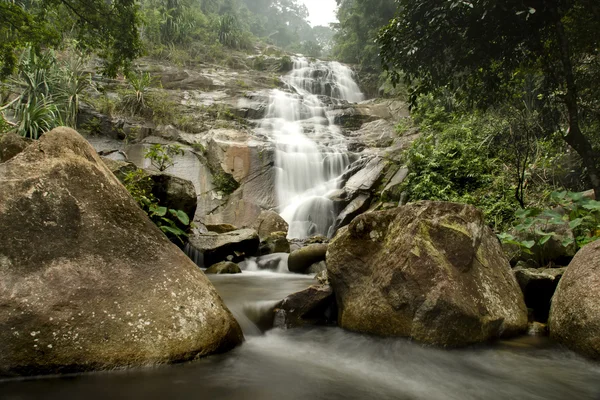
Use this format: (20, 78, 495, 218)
(260, 57, 364, 239)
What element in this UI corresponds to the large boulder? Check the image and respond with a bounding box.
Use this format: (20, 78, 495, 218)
(327, 201, 528, 347)
(273, 285, 336, 329)
(0, 128, 243, 377)
(188, 229, 260, 267)
(148, 172, 197, 219)
(252, 210, 289, 239)
(205, 261, 242, 275)
(288, 244, 328, 274)
(549, 241, 600, 359)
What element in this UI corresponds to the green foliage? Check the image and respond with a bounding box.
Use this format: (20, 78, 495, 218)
(378, 0, 600, 194)
(144, 143, 184, 171)
(121, 71, 154, 116)
(332, 0, 397, 71)
(0, 1, 141, 79)
(499, 191, 600, 256)
(212, 171, 239, 194)
(123, 169, 191, 244)
(2, 47, 90, 139)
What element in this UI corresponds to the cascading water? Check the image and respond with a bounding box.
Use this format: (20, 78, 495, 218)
(261, 57, 364, 239)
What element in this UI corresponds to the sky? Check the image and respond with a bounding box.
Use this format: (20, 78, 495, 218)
(300, 0, 338, 27)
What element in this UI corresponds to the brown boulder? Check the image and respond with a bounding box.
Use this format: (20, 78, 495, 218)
(0, 128, 243, 377)
(549, 241, 600, 359)
(327, 201, 528, 347)
(252, 210, 289, 239)
(0, 132, 30, 162)
(288, 244, 328, 274)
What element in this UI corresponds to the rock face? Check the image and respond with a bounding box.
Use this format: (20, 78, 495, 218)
(205, 262, 242, 275)
(188, 229, 260, 267)
(327, 201, 528, 347)
(288, 244, 328, 274)
(549, 241, 600, 359)
(0, 128, 243, 377)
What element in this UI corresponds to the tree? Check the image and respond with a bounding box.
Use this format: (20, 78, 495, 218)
(379, 0, 600, 197)
(0, 0, 142, 78)
(332, 0, 396, 69)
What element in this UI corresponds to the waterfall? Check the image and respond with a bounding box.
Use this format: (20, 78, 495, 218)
(260, 57, 364, 239)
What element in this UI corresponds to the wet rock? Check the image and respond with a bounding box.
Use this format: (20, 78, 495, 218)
(0, 128, 242, 377)
(0, 132, 30, 162)
(549, 241, 600, 359)
(273, 285, 336, 329)
(252, 210, 289, 239)
(188, 229, 260, 267)
(344, 157, 386, 192)
(327, 201, 528, 347)
(206, 224, 239, 234)
(205, 261, 242, 275)
(288, 244, 328, 274)
(331, 194, 372, 234)
(330, 108, 378, 130)
(514, 267, 566, 322)
(259, 231, 290, 255)
(381, 168, 409, 200)
(255, 253, 288, 272)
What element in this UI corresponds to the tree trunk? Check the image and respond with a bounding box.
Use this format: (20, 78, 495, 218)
(551, 3, 600, 198)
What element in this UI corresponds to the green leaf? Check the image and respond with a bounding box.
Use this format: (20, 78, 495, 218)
(561, 237, 575, 247)
(538, 235, 552, 245)
(153, 206, 167, 217)
(569, 218, 584, 229)
(170, 209, 190, 226)
(520, 240, 535, 249)
(160, 225, 187, 237)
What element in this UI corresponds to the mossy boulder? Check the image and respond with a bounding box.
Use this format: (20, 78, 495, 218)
(205, 261, 242, 275)
(288, 244, 328, 274)
(0, 128, 243, 377)
(252, 210, 289, 239)
(259, 231, 290, 255)
(327, 201, 528, 347)
(549, 240, 600, 359)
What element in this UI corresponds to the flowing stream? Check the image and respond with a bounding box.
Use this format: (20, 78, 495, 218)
(3, 271, 600, 400)
(260, 57, 363, 239)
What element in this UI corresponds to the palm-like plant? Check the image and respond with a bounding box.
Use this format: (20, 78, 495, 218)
(121, 71, 154, 116)
(1, 46, 90, 139)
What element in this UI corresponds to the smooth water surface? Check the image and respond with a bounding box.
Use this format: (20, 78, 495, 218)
(2, 271, 600, 400)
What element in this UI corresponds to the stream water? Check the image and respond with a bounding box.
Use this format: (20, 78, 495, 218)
(3, 270, 600, 400)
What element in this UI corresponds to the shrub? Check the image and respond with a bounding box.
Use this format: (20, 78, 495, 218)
(123, 168, 191, 245)
(144, 143, 184, 171)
